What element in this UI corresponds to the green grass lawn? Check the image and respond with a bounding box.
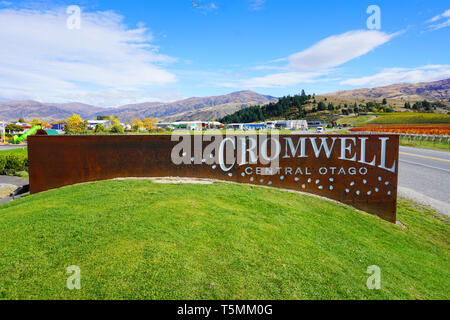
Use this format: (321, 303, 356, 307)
(400, 136, 450, 151)
(336, 115, 375, 126)
(0, 179, 448, 300)
(0, 147, 27, 156)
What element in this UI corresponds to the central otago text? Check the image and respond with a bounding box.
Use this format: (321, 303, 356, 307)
(171, 135, 396, 173)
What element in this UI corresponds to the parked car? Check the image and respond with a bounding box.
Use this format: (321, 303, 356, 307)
(316, 126, 325, 133)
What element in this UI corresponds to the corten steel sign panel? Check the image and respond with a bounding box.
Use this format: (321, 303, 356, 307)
(28, 134, 399, 222)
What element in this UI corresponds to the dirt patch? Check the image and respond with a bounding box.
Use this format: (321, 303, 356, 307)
(0, 183, 18, 198)
(114, 177, 214, 184)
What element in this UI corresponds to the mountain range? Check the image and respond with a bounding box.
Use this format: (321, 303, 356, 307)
(325, 78, 450, 101)
(0, 90, 277, 122)
(0, 78, 448, 122)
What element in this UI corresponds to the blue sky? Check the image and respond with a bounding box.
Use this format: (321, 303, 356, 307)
(0, 0, 449, 106)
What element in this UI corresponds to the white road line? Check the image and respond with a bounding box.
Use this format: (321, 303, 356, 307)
(400, 159, 450, 173)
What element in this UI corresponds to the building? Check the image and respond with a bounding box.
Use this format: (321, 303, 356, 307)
(87, 120, 113, 130)
(266, 120, 308, 130)
(244, 123, 266, 130)
(156, 123, 174, 130)
(226, 123, 244, 130)
(163, 121, 222, 130)
(307, 121, 328, 128)
(52, 123, 65, 130)
(226, 123, 267, 130)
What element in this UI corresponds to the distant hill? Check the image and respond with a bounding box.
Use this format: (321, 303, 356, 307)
(325, 78, 450, 101)
(96, 90, 278, 122)
(0, 91, 277, 122)
(0, 100, 106, 122)
(1, 79, 448, 123)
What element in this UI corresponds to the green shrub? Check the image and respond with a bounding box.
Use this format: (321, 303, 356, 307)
(0, 154, 28, 175)
(109, 124, 124, 133)
(0, 156, 6, 172)
(94, 124, 105, 133)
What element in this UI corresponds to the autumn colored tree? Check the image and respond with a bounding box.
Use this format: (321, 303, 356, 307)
(29, 118, 50, 128)
(131, 118, 144, 132)
(108, 116, 121, 126)
(64, 114, 87, 134)
(144, 118, 158, 131)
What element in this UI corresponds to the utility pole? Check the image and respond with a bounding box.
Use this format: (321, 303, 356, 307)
(2, 120, 5, 144)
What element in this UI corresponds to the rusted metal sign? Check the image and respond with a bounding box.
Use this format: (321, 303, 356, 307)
(28, 134, 399, 222)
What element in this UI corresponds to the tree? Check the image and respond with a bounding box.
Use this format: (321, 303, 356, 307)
(94, 124, 104, 133)
(5, 123, 24, 134)
(18, 118, 25, 123)
(327, 103, 334, 111)
(65, 114, 87, 134)
(144, 118, 158, 131)
(108, 116, 121, 126)
(382, 98, 387, 105)
(131, 118, 144, 132)
(29, 118, 49, 128)
(317, 101, 326, 111)
(109, 124, 124, 133)
(404, 102, 411, 109)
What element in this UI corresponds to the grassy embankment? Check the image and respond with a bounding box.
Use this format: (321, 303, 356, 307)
(0, 179, 448, 299)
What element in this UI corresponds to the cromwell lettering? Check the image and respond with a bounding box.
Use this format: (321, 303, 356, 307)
(339, 137, 356, 162)
(378, 137, 396, 173)
(260, 137, 281, 162)
(310, 137, 337, 159)
(358, 137, 376, 166)
(219, 137, 236, 171)
(283, 137, 307, 158)
(238, 136, 258, 165)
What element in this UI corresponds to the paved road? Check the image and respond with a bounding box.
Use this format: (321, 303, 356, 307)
(398, 146, 450, 215)
(0, 144, 27, 151)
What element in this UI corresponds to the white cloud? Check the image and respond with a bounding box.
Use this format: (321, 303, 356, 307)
(219, 30, 395, 88)
(289, 30, 394, 71)
(426, 9, 450, 30)
(249, 0, 266, 11)
(340, 65, 450, 87)
(0, 8, 177, 106)
(196, 2, 219, 14)
(427, 9, 450, 22)
(219, 70, 331, 88)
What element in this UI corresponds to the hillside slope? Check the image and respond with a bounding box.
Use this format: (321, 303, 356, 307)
(0, 91, 277, 122)
(160, 102, 268, 122)
(0, 100, 105, 121)
(97, 90, 278, 122)
(326, 78, 450, 101)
